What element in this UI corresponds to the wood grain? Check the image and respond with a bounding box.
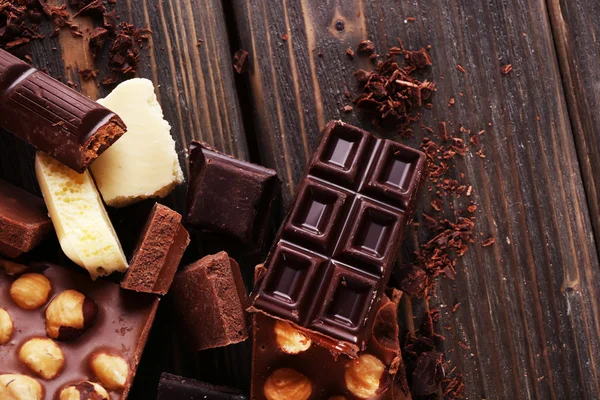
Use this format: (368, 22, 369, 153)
(232, 0, 600, 398)
(546, 0, 600, 260)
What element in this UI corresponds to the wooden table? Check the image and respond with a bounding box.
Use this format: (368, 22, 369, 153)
(1, 0, 599, 399)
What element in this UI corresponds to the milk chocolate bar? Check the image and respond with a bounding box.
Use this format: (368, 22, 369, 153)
(250, 121, 425, 355)
(0, 49, 126, 172)
(186, 142, 279, 253)
(0, 179, 52, 258)
(157, 373, 248, 400)
(172, 252, 249, 351)
(0, 263, 158, 399)
(251, 291, 410, 400)
(121, 203, 190, 295)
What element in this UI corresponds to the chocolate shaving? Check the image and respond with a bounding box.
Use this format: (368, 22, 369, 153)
(233, 49, 249, 74)
(501, 64, 513, 75)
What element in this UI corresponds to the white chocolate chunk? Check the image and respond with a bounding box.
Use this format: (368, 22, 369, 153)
(90, 78, 184, 207)
(35, 153, 128, 280)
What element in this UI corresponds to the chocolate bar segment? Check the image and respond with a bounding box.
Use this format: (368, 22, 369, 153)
(121, 204, 190, 295)
(186, 142, 279, 253)
(157, 373, 248, 400)
(0, 263, 158, 399)
(172, 252, 249, 351)
(251, 121, 425, 355)
(251, 292, 410, 400)
(0, 179, 52, 258)
(0, 49, 126, 172)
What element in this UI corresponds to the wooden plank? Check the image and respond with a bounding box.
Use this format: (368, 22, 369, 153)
(232, 0, 600, 398)
(546, 1, 600, 259)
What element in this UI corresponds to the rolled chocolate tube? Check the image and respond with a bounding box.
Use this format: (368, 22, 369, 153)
(0, 49, 126, 172)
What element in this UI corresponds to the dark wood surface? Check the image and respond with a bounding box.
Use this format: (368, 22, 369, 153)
(1, 0, 600, 399)
(232, 0, 600, 399)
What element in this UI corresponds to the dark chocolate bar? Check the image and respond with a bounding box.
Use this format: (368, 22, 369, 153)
(0, 49, 126, 172)
(251, 291, 410, 400)
(0, 179, 52, 258)
(186, 142, 279, 253)
(157, 373, 248, 400)
(0, 263, 158, 399)
(250, 120, 425, 355)
(172, 252, 249, 351)
(121, 203, 190, 295)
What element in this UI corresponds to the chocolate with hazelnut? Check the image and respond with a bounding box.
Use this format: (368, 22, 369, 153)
(59, 381, 109, 400)
(0, 308, 13, 344)
(19, 337, 64, 379)
(90, 352, 130, 390)
(9, 273, 51, 310)
(0, 374, 43, 400)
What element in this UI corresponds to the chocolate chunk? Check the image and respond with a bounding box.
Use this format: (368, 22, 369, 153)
(121, 204, 190, 295)
(411, 351, 445, 396)
(172, 252, 249, 351)
(0, 263, 158, 398)
(186, 142, 280, 253)
(251, 292, 410, 399)
(0, 49, 127, 172)
(397, 264, 428, 297)
(250, 121, 425, 356)
(0, 179, 52, 258)
(157, 373, 248, 400)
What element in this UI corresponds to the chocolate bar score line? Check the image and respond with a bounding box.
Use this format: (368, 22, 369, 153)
(250, 120, 426, 356)
(0, 48, 126, 173)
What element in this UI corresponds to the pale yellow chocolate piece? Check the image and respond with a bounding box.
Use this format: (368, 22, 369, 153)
(90, 78, 184, 207)
(35, 153, 128, 280)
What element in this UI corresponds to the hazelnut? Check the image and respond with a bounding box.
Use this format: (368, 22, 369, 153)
(344, 354, 386, 399)
(90, 352, 130, 390)
(19, 337, 65, 380)
(59, 381, 109, 400)
(0, 308, 14, 344)
(274, 320, 312, 354)
(46, 289, 97, 341)
(264, 368, 312, 400)
(9, 273, 51, 310)
(0, 374, 43, 400)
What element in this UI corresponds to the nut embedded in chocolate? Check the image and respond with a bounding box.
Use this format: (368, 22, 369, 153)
(0, 374, 43, 400)
(90, 352, 130, 390)
(344, 354, 386, 398)
(59, 381, 109, 400)
(19, 337, 65, 380)
(9, 273, 51, 310)
(263, 368, 312, 400)
(0, 308, 13, 345)
(274, 320, 311, 354)
(45, 289, 98, 341)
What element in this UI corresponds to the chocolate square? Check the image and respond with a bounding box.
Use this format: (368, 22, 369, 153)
(186, 142, 279, 253)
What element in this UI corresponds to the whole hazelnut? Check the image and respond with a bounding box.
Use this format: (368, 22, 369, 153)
(264, 368, 312, 400)
(0, 308, 14, 344)
(59, 381, 109, 400)
(19, 337, 65, 380)
(9, 273, 51, 310)
(46, 289, 97, 341)
(90, 352, 130, 390)
(344, 354, 386, 398)
(274, 320, 311, 354)
(0, 374, 43, 400)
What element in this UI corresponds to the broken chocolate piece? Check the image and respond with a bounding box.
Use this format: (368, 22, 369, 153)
(0, 179, 52, 258)
(158, 373, 248, 400)
(186, 142, 280, 253)
(172, 252, 249, 351)
(121, 204, 190, 295)
(0, 48, 127, 172)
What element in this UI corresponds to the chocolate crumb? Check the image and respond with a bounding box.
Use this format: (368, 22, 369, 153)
(342, 105, 353, 113)
(357, 40, 375, 55)
(482, 237, 495, 247)
(233, 49, 249, 74)
(456, 64, 466, 73)
(501, 64, 513, 75)
(281, 33, 288, 41)
(346, 47, 355, 59)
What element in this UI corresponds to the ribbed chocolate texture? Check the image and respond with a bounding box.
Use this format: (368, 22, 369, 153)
(0, 49, 126, 172)
(250, 120, 426, 356)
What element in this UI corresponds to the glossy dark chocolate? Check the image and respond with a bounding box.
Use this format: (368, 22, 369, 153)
(186, 142, 279, 253)
(0, 263, 159, 400)
(0, 179, 52, 258)
(250, 120, 425, 355)
(172, 252, 249, 351)
(157, 373, 248, 400)
(0, 49, 126, 172)
(121, 203, 190, 295)
(251, 292, 410, 400)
